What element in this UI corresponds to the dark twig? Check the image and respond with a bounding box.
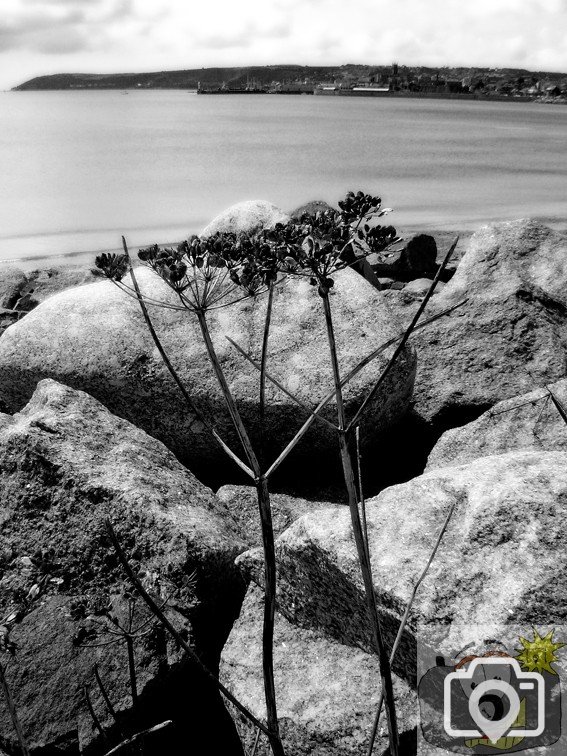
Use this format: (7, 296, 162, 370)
(226, 336, 337, 431)
(103, 720, 172, 756)
(195, 309, 261, 474)
(488, 394, 549, 418)
(347, 236, 459, 432)
(0, 662, 31, 756)
(548, 385, 567, 425)
(121, 237, 254, 480)
(260, 283, 274, 423)
(124, 635, 138, 710)
(94, 664, 124, 735)
(263, 300, 468, 479)
(366, 497, 459, 755)
(84, 684, 109, 746)
(320, 288, 399, 756)
(194, 312, 285, 756)
(104, 520, 272, 740)
(355, 427, 371, 565)
(249, 727, 262, 756)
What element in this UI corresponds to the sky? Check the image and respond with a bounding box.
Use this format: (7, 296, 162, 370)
(1, 0, 567, 89)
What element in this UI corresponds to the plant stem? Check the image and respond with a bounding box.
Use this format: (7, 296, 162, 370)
(548, 385, 567, 424)
(195, 310, 260, 473)
(0, 662, 31, 756)
(366, 497, 458, 755)
(347, 236, 459, 432)
(251, 301, 468, 479)
(320, 291, 399, 756)
(259, 283, 274, 424)
(256, 475, 285, 756)
(226, 335, 336, 431)
(94, 663, 125, 737)
(182, 313, 285, 756)
(105, 520, 272, 739)
(103, 721, 172, 756)
(84, 684, 109, 746)
(125, 635, 138, 710)
(121, 237, 254, 480)
(355, 427, 371, 566)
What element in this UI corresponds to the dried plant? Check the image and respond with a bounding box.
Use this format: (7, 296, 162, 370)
(95, 190, 460, 756)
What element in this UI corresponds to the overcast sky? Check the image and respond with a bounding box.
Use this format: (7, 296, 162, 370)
(1, 0, 567, 89)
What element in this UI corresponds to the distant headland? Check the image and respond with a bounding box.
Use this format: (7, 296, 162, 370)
(12, 63, 567, 101)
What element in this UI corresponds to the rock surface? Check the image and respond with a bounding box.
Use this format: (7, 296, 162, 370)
(409, 220, 567, 427)
(0, 266, 100, 340)
(289, 200, 336, 219)
(427, 377, 567, 470)
(0, 379, 245, 754)
(0, 266, 416, 481)
(0, 267, 27, 310)
(221, 583, 417, 756)
(239, 449, 567, 677)
(402, 278, 439, 297)
(201, 200, 290, 237)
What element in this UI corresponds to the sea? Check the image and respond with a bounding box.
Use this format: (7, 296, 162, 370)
(0, 89, 566, 266)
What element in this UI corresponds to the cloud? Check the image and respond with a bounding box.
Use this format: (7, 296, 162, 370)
(1, 0, 567, 88)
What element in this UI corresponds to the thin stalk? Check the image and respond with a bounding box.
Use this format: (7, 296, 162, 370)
(263, 301, 467, 479)
(103, 721, 172, 756)
(0, 662, 31, 756)
(105, 520, 271, 739)
(84, 684, 109, 746)
(195, 309, 260, 474)
(548, 386, 567, 424)
(94, 664, 124, 736)
(355, 427, 371, 566)
(256, 476, 284, 756)
(194, 313, 285, 756)
(533, 393, 551, 432)
(347, 236, 459, 432)
(367, 498, 458, 755)
(489, 394, 548, 417)
(125, 635, 138, 710)
(320, 291, 399, 756)
(121, 238, 254, 480)
(249, 728, 262, 756)
(226, 336, 336, 431)
(260, 283, 274, 424)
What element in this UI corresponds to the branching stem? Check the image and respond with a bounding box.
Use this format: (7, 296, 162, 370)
(320, 290, 399, 756)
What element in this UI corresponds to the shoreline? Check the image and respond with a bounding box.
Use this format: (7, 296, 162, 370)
(2, 219, 566, 274)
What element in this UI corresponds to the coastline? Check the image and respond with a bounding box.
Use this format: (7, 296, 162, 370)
(2, 218, 566, 274)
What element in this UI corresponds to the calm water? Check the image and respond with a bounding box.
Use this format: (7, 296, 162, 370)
(0, 90, 566, 264)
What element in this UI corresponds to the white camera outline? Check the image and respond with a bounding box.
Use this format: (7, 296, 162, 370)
(443, 657, 545, 739)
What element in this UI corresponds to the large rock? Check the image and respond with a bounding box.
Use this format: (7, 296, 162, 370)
(427, 377, 567, 470)
(370, 234, 439, 282)
(201, 201, 290, 237)
(289, 200, 336, 219)
(0, 266, 100, 340)
(221, 583, 417, 756)
(409, 220, 567, 428)
(0, 267, 27, 310)
(0, 379, 246, 755)
(239, 450, 567, 676)
(0, 266, 416, 481)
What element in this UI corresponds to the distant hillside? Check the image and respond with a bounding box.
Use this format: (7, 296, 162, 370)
(13, 64, 567, 91)
(13, 65, 346, 91)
